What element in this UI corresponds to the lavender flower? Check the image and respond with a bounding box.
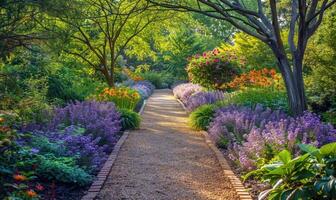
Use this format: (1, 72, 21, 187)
(30, 126, 108, 172)
(210, 107, 336, 170)
(185, 91, 225, 112)
(131, 81, 155, 99)
(48, 101, 121, 149)
(173, 83, 203, 104)
(208, 105, 286, 145)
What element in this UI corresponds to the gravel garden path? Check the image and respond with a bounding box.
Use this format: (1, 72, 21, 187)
(97, 89, 239, 200)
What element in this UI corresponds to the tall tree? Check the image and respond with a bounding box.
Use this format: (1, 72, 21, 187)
(0, 0, 47, 58)
(50, 0, 172, 87)
(149, 0, 336, 115)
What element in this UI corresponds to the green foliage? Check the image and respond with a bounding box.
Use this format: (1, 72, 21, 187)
(217, 87, 288, 112)
(0, 116, 16, 150)
(322, 111, 336, 126)
(245, 143, 336, 200)
(189, 104, 217, 130)
(187, 48, 241, 90)
(47, 75, 84, 103)
(118, 109, 141, 131)
(36, 154, 92, 186)
(139, 71, 176, 89)
(305, 6, 336, 117)
(221, 32, 277, 70)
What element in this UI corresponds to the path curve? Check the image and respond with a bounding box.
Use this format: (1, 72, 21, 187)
(97, 89, 239, 200)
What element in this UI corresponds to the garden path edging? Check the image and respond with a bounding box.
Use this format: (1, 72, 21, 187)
(175, 97, 252, 200)
(81, 100, 147, 200)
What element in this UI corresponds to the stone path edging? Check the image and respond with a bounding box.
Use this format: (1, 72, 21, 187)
(81, 100, 147, 200)
(176, 97, 252, 200)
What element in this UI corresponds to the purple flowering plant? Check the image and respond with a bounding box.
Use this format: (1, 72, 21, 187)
(48, 101, 121, 148)
(173, 83, 203, 104)
(29, 125, 108, 173)
(185, 91, 225, 112)
(131, 81, 155, 99)
(208, 105, 336, 170)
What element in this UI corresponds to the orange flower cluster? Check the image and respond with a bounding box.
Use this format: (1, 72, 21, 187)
(99, 87, 140, 100)
(123, 68, 143, 82)
(97, 87, 141, 110)
(26, 189, 37, 198)
(227, 68, 283, 90)
(13, 174, 27, 181)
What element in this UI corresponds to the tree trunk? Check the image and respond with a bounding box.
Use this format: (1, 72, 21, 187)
(106, 75, 114, 87)
(102, 66, 114, 87)
(268, 42, 307, 116)
(277, 58, 306, 116)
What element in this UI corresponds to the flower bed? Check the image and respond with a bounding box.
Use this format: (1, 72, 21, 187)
(173, 82, 336, 199)
(0, 83, 154, 199)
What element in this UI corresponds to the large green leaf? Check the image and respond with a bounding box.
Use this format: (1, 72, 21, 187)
(320, 142, 336, 156)
(278, 150, 292, 164)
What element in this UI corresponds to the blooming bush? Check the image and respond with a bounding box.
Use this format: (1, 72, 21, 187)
(187, 48, 241, 89)
(173, 83, 203, 104)
(185, 90, 225, 112)
(49, 101, 121, 147)
(95, 87, 141, 110)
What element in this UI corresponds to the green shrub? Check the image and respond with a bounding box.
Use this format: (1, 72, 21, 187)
(189, 104, 217, 130)
(140, 72, 163, 88)
(118, 108, 141, 130)
(217, 87, 288, 112)
(47, 75, 84, 104)
(140, 71, 176, 89)
(36, 155, 92, 186)
(322, 111, 336, 126)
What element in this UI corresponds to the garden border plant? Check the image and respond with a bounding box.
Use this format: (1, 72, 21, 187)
(173, 82, 336, 199)
(174, 93, 252, 200)
(81, 99, 148, 200)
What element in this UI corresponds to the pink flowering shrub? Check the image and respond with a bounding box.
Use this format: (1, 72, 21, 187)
(186, 48, 241, 89)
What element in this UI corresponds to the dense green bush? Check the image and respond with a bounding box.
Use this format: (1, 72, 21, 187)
(217, 87, 288, 112)
(189, 104, 217, 130)
(118, 108, 141, 130)
(139, 72, 163, 88)
(139, 71, 176, 89)
(47, 75, 84, 104)
(36, 155, 92, 186)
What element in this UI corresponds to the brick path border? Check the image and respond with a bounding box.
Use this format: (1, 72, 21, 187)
(176, 97, 252, 200)
(81, 100, 147, 200)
